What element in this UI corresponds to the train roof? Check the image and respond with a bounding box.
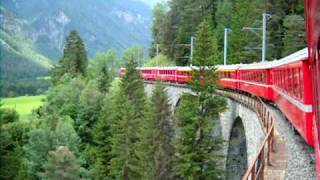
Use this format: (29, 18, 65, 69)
(216, 64, 241, 70)
(270, 48, 308, 67)
(238, 61, 273, 70)
(223, 48, 308, 70)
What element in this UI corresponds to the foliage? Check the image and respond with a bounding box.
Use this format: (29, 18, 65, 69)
(76, 80, 103, 145)
(121, 45, 147, 67)
(149, 2, 168, 57)
(282, 14, 306, 56)
(144, 54, 176, 67)
(193, 19, 220, 66)
(91, 78, 121, 178)
(1, 78, 50, 98)
(215, 0, 233, 48)
(228, 0, 261, 64)
(88, 49, 119, 93)
(109, 58, 146, 179)
(0, 108, 19, 124)
(138, 82, 175, 180)
(42, 77, 85, 120)
(23, 117, 81, 179)
(38, 146, 82, 180)
(52, 30, 88, 84)
(150, 0, 306, 64)
(174, 19, 227, 179)
(0, 118, 34, 180)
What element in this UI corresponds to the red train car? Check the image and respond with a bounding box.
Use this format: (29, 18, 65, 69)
(157, 67, 177, 82)
(238, 63, 273, 101)
(305, 0, 320, 177)
(140, 67, 158, 80)
(216, 65, 240, 90)
(272, 48, 314, 145)
(176, 67, 192, 83)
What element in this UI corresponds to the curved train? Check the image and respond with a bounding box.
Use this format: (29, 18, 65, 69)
(120, 0, 320, 177)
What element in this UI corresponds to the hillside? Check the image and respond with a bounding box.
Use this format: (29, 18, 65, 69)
(1, 0, 152, 61)
(0, 0, 152, 96)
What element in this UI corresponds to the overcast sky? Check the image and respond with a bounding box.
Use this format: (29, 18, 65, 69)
(138, 0, 164, 8)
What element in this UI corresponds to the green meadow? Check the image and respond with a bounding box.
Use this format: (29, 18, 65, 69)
(2, 95, 45, 116)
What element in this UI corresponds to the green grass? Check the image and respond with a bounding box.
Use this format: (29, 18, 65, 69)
(2, 95, 45, 116)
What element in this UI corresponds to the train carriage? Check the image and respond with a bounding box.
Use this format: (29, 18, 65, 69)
(140, 67, 158, 80)
(305, 0, 320, 177)
(238, 62, 273, 101)
(156, 67, 177, 82)
(176, 66, 193, 83)
(216, 65, 240, 90)
(271, 48, 314, 145)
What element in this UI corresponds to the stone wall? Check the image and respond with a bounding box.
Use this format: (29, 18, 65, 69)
(144, 83, 265, 178)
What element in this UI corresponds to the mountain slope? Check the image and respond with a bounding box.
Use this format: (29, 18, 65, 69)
(0, 6, 52, 80)
(2, 0, 152, 61)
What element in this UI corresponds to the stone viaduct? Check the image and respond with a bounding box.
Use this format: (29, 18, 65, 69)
(144, 83, 265, 178)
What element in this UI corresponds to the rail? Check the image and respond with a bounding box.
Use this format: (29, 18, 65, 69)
(218, 91, 275, 180)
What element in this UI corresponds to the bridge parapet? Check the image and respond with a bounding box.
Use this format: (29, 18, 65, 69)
(144, 82, 287, 179)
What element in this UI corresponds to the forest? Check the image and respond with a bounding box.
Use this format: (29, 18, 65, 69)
(0, 19, 226, 179)
(150, 0, 305, 65)
(0, 0, 307, 179)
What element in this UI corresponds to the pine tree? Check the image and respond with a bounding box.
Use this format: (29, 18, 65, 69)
(228, 0, 261, 63)
(282, 14, 306, 56)
(175, 19, 227, 179)
(38, 146, 81, 180)
(52, 30, 88, 84)
(136, 83, 175, 180)
(109, 57, 146, 179)
(91, 79, 121, 178)
(215, 0, 233, 49)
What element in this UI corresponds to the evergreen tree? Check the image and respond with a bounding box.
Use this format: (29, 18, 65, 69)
(150, 2, 167, 57)
(122, 45, 146, 67)
(52, 30, 88, 84)
(38, 146, 81, 180)
(91, 79, 121, 178)
(109, 57, 146, 179)
(282, 14, 306, 56)
(138, 82, 175, 180)
(76, 81, 103, 145)
(215, 0, 233, 49)
(229, 0, 261, 63)
(89, 49, 119, 93)
(24, 117, 81, 179)
(175, 19, 227, 179)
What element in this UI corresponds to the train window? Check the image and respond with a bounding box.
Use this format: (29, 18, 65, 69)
(293, 69, 298, 98)
(289, 69, 294, 96)
(288, 69, 291, 94)
(300, 68, 304, 100)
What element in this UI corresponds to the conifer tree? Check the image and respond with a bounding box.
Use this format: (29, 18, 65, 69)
(38, 146, 81, 180)
(282, 14, 306, 56)
(227, 0, 261, 63)
(91, 79, 121, 178)
(52, 30, 88, 84)
(137, 83, 175, 180)
(109, 57, 146, 179)
(175, 19, 226, 179)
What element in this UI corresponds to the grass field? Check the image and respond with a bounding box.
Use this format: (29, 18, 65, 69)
(2, 95, 45, 116)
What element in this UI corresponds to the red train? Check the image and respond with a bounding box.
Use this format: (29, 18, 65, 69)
(305, 0, 320, 177)
(119, 0, 320, 176)
(121, 48, 314, 145)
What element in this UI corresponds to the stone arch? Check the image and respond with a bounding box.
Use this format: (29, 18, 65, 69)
(226, 117, 248, 179)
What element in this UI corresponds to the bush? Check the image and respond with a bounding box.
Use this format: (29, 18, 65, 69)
(144, 54, 175, 67)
